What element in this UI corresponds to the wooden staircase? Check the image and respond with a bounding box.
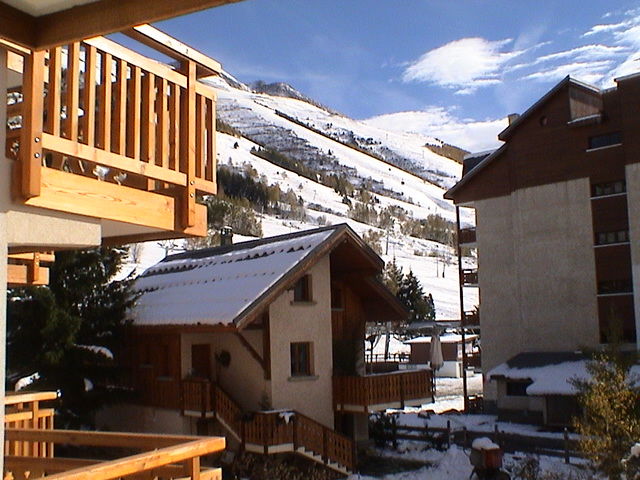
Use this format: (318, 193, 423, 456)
(181, 379, 355, 475)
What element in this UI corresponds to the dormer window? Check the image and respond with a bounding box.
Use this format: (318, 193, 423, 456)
(293, 275, 312, 302)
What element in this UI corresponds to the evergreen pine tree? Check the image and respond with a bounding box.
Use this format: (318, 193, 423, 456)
(7, 247, 137, 428)
(383, 258, 404, 295)
(397, 269, 430, 324)
(571, 350, 640, 479)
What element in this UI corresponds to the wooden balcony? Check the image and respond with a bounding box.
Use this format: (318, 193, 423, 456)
(333, 369, 434, 413)
(462, 268, 478, 286)
(4, 391, 225, 480)
(7, 33, 218, 243)
(459, 227, 477, 246)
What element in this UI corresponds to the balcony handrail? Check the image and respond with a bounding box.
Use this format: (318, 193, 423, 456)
(8, 34, 217, 234)
(5, 428, 225, 480)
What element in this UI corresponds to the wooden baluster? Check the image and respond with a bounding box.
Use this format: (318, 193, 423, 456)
(195, 94, 205, 179)
(112, 59, 127, 155)
(82, 44, 97, 147)
(127, 66, 141, 160)
(97, 52, 112, 151)
(65, 43, 80, 142)
(205, 97, 215, 183)
(184, 456, 200, 480)
(46, 47, 62, 137)
(156, 78, 169, 170)
(141, 71, 156, 189)
(180, 60, 196, 228)
(20, 49, 45, 198)
(169, 83, 180, 172)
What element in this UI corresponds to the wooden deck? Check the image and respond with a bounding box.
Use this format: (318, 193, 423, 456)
(7, 33, 218, 243)
(333, 369, 434, 413)
(4, 391, 225, 480)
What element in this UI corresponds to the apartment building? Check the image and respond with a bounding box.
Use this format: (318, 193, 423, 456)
(445, 73, 640, 415)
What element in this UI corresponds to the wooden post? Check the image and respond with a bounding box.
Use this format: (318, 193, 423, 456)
(20, 49, 45, 198)
(494, 424, 499, 445)
(179, 60, 196, 228)
(185, 456, 200, 480)
(564, 428, 570, 464)
(292, 414, 298, 451)
(447, 420, 451, 449)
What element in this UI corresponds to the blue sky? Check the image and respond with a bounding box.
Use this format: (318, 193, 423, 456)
(155, 1, 640, 151)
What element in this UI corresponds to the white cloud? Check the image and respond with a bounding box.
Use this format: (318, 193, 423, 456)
(583, 21, 628, 38)
(522, 60, 613, 84)
(365, 107, 507, 152)
(402, 37, 522, 94)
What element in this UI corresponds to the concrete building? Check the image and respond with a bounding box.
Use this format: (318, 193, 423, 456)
(445, 74, 640, 417)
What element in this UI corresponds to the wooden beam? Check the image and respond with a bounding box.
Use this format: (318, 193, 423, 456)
(21, 168, 182, 232)
(123, 24, 222, 78)
(32, 0, 246, 50)
(8, 252, 55, 263)
(180, 60, 197, 228)
(7, 263, 49, 287)
(0, 2, 35, 48)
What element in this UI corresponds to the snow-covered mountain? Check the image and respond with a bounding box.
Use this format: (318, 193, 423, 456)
(126, 73, 478, 320)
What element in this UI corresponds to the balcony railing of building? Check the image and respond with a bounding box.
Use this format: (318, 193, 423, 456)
(333, 369, 433, 413)
(6, 33, 217, 241)
(7, 251, 54, 287)
(4, 391, 225, 480)
(458, 227, 477, 246)
(462, 268, 478, 286)
(180, 379, 355, 474)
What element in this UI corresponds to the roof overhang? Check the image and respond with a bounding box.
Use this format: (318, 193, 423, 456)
(0, 0, 245, 50)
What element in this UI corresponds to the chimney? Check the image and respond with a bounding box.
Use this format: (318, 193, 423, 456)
(507, 113, 520, 125)
(220, 226, 233, 246)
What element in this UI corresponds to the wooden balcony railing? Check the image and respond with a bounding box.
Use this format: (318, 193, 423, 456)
(4, 391, 225, 480)
(459, 227, 477, 245)
(7, 252, 55, 287)
(180, 379, 355, 473)
(462, 268, 479, 286)
(7, 36, 217, 240)
(333, 369, 433, 413)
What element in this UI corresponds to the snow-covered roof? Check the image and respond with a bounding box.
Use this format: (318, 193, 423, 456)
(488, 352, 640, 396)
(405, 334, 478, 344)
(133, 224, 384, 329)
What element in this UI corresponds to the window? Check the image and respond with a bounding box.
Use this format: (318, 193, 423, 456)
(506, 380, 531, 397)
(290, 342, 312, 376)
(595, 230, 629, 246)
(598, 279, 633, 295)
(591, 180, 626, 197)
(588, 131, 621, 150)
(293, 275, 312, 302)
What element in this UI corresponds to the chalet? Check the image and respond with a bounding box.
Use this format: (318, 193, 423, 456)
(104, 224, 434, 474)
(0, 1, 248, 478)
(445, 73, 640, 418)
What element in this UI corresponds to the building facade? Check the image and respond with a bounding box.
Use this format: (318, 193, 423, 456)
(446, 74, 640, 407)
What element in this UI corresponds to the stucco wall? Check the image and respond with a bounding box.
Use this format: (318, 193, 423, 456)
(626, 162, 640, 348)
(181, 331, 268, 412)
(476, 178, 599, 401)
(268, 257, 334, 428)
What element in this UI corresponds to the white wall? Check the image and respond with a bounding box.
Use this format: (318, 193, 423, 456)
(626, 163, 640, 349)
(181, 331, 268, 412)
(476, 179, 599, 401)
(268, 257, 334, 428)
